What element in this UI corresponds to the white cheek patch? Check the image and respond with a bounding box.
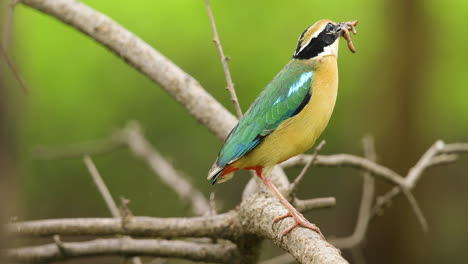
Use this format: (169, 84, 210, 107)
(317, 39, 340, 57)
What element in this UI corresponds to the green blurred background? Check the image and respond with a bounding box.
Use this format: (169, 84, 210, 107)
(2, 0, 468, 263)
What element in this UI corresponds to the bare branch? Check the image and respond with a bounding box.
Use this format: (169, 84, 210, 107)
(282, 153, 406, 187)
(288, 140, 326, 194)
(441, 142, 468, 153)
(331, 136, 376, 249)
(371, 141, 468, 219)
(293, 197, 336, 213)
(0, 44, 29, 93)
(5, 237, 239, 263)
(121, 122, 210, 216)
(406, 140, 445, 189)
(239, 192, 348, 264)
(83, 156, 144, 264)
(401, 189, 428, 232)
(203, 0, 243, 118)
(83, 156, 120, 218)
(8, 212, 241, 240)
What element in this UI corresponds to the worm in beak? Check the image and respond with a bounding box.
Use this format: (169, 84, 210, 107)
(338, 20, 359, 53)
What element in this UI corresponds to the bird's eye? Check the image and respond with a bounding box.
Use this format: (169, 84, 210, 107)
(325, 23, 336, 35)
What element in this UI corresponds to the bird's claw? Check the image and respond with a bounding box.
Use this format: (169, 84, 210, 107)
(273, 211, 325, 239)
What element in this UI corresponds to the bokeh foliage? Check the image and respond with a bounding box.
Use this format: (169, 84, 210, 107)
(5, 0, 468, 263)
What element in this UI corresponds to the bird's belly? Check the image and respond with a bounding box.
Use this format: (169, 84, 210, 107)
(237, 79, 338, 168)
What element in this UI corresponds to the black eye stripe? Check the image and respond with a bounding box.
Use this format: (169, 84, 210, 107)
(293, 24, 339, 60)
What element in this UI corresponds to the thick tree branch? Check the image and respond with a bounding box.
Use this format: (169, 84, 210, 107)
(239, 191, 347, 264)
(8, 213, 241, 240)
(6, 237, 238, 263)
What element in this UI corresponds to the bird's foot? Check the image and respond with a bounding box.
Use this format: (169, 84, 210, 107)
(273, 211, 325, 239)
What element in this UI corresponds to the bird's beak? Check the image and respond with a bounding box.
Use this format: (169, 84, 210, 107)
(337, 20, 359, 53)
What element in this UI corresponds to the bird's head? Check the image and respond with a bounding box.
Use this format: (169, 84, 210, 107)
(293, 19, 358, 60)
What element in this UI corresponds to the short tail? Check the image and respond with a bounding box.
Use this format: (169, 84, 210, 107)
(208, 162, 235, 184)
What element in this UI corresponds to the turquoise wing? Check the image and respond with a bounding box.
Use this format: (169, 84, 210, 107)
(217, 61, 314, 167)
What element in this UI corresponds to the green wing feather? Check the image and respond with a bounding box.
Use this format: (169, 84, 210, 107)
(217, 60, 315, 167)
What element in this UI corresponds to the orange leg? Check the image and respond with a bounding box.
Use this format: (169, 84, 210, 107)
(255, 169, 324, 238)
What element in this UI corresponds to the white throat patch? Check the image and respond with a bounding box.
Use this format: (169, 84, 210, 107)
(317, 38, 339, 58)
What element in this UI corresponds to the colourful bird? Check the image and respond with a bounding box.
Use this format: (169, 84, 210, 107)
(208, 19, 358, 236)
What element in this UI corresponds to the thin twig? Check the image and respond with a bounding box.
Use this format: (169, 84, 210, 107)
(401, 188, 428, 232)
(83, 156, 120, 217)
(293, 197, 336, 212)
(203, 0, 243, 118)
(288, 140, 326, 194)
(0, 44, 29, 93)
(282, 153, 406, 187)
(406, 140, 445, 189)
(83, 156, 143, 264)
(370, 141, 468, 221)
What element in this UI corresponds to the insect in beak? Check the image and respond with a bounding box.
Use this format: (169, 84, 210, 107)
(338, 20, 359, 53)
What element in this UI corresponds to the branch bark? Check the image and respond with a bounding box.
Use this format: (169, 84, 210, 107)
(8, 213, 241, 240)
(6, 237, 238, 263)
(240, 191, 346, 264)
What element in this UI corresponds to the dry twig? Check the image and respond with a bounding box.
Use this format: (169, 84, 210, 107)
(83, 156, 143, 264)
(293, 197, 336, 213)
(288, 140, 326, 194)
(371, 141, 468, 218)
(0, 44, 29, 93)
(83, 156, 120, 217)
(203, 0, 243, 118)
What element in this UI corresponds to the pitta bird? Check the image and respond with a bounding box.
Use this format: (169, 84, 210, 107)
(208, 19, 358, 236)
